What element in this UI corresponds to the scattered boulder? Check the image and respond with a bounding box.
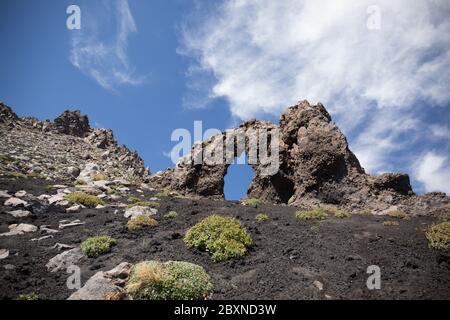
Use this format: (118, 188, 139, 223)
(14, 190, 27, 198)
(52, 110, 90, 137)
(372, 173, 413, 195)
(4, 197, 27, 207)
(0, 249, 9, 260)
(124, 206, 158, 219)
(0, 223, 38, 236)
(68, 262, 132, 300)
(6, 209, 31, 218)
(46, 247, 85, 273)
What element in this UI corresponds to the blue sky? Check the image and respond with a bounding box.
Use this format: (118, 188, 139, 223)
(0, 0, 449, 198)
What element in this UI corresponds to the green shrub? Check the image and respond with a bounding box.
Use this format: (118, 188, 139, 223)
(241, 198, 261, 207)
(65, 192, 104, 208)
(127, 196, 160, 208)
(387, 210, 409, 219)
(16, 293, 39, 300)
(155, 188, 178, 197)
(383, 221, 399, 226)
(75, 179, 87, 185)
(93, 173, 108, 181)
(127, 216, 158, 231)
(333, 209, 352, 219)
(295, 209, 328, 220)
(81, 236, 116, 257)
(255, 213, 269, 222)
(126, 260, 213, 300)
(184, 215, 252, 262)
(164, 211, 178, 219)
(425, 222, 450, 250)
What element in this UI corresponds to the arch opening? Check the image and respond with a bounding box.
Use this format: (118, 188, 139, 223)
(224, 154, 254, 201)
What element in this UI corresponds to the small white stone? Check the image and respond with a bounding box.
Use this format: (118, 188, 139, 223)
(0, 249, 9, 259)
(14, 190, 27, 197)
(313, 280, 324, 291)
(6, 209, 31, 218)
(124, 206, 157, 219)
(4, 197, 27, 207)
(66, 205, 81, 213)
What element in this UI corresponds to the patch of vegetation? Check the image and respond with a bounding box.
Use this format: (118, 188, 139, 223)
(104, 290, 124, 301)
(75, 179, 87, 185)
(333, 209, 352, 219)
(155, 188, 179, 197)
(127, 215, 158, 231)
(184, 214, 252, 262)
(367, 175, 377, 184)
(295, 209, 328, 220)
(93, 173, 108, 181)
(5, 171, 26, 179)
(66, 192, 104, 208)
(425, 222, 450, 250)
(16, 293, 39, 300)
(241, 198, 261, 207)
(383, 221, 399, 226)
(164, 211, 178, 219)
(387, 210, 409, 219)
(126, 260, 213, 300)
(81, 236, 116, 257)
(27, 172, 43, 179)
(255, 213, 269, 222)
(128, 196, 160, 208)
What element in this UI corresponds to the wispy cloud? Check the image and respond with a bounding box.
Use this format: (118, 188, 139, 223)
(180, 0, 450, 193)
(70, 0, 143, 91)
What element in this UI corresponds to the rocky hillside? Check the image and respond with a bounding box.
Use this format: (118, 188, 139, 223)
(0, 102, 149, 184)
(0, 101, 449, 300)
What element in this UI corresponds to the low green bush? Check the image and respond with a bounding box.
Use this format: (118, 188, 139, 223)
(295, 209, 328, 220)
(387, 210, 409, 219)
(127, 196, 160, 208)
(241, 198, 261, 207)
(81, 236, 116, 257)
(184, 214, 252, 262)
(383, 221, 399, 226)
(255, 213, 269, 222)
(333, 209, 352, 219)
(164, 211, 178, 219)
(127, 216, 158, 231)
(425, 222, 450, 250)
(65, 192, 104, 208)
(126, 260, 213, 300)
(16, 293, 39, 300)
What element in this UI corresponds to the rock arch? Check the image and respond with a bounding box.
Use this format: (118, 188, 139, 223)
(150, 100, 413, 207)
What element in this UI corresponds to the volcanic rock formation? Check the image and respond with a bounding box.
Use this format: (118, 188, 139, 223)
(150, 100, 445, 214)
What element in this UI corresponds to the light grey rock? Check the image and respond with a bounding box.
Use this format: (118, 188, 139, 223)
(124, 206, 157, 219)
(313, 280, 324, 291)
(78, 163, 99, 182)
(0, 249, 9, 259)
(67, 166, 80, 178)
(14, 190, 27, 197)
(46, 247, 85, 273)
(6, 209, 31, 218)
(67, 262, 132, 300)
(66, 205, 82, 213)
(53, 243, 75, 251)
(0, 223, 38, 236)
(4, 197, 27, 207)
(31, 235, 54, 242)
(0, 190, 10, 198)
(4, 264, 15, 270)
(48, 193, 66, 204)
(40, 225, 59, 234)
(59, 219, 85, 229)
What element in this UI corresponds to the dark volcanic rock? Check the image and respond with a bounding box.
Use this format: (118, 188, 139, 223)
(0, 102, 19, 123)
(372, 173, 413, 196)
(52, 110, 90, 137)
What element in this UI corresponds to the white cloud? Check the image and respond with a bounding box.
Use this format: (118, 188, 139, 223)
(70, 0, 143, 90)
(414, 152, 450, 194)
(180, 0, 450, 191)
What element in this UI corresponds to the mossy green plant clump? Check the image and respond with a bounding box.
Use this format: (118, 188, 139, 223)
(425, 221, 450, 250)
(16, 292, 39, 300)
(164, 211, 178, 219)
(184, 214, 252, 262)
(126, 260, 213, 300)
(387, 210, 409, 219)
(93, 173, 108, 181)
(127, 216, 158, 231)
(255, 213, 269, 222)
(155, 188, 179, 197)
(241, 198, 261, 207)
(65, 192, 104, 208)
(295, 209, 328, 220)
(81, 236, 116, 257)
(127, 196, 160, 208)
(333, 209, 352, 219)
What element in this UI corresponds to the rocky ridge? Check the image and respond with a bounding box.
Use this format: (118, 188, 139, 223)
(0, 102, 149, 184)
